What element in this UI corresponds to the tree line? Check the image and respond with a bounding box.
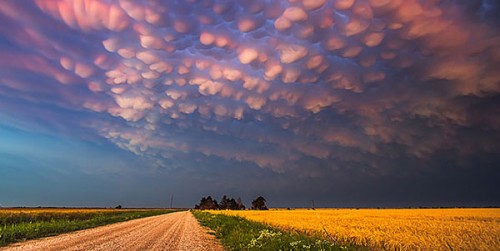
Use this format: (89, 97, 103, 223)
(194, 195, 268, 210)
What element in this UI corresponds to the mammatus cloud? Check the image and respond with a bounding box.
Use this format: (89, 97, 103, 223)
(0, 0, 499, 175)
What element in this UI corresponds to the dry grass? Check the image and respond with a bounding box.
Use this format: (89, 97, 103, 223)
(213, 208, 500, 250)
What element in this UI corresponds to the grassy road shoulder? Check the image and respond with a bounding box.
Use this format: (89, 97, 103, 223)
(0, 209, 181, 246)
(193, 211, 364, 251)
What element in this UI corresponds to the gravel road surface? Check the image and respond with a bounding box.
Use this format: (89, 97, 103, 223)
(1, 211, 223, 251)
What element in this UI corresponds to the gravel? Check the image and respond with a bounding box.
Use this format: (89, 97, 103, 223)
(1, 211, 223, 251)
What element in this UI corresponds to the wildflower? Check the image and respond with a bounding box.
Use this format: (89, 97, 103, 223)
(289, 240, 302, 247)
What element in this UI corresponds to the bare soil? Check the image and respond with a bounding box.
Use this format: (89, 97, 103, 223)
(1, 211, 223, 251)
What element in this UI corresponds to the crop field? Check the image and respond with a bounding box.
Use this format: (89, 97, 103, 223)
(193, 211, 359, 250)
(213, 208, 500, 250)
(0, 208, 179, 246)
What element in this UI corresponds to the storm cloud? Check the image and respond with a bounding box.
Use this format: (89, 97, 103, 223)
(0, 0, 499, 207)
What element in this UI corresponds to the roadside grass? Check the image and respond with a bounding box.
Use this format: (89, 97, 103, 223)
(0, 209, 181, 246)
(193, 211, 365, 251)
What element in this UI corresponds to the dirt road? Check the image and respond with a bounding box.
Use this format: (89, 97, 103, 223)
(1, 211, 223, 251)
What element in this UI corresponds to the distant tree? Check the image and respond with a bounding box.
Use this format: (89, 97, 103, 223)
(228, 198, 238, 210)
(218, 195, 243, 210)
(236, 197, 246, 210)
(194, 195, 248, 210)
(211, 198, 219, 210)
(251, 196, 268, 210)
(115, 205, 122, 209)
(219, 195, 230, 210)
(196, 196, 219, 210)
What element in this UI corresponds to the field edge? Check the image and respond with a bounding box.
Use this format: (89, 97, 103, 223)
(192, 210, 365, 251)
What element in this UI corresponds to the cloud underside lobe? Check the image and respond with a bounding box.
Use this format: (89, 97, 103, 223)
(0, 0, 499, 175)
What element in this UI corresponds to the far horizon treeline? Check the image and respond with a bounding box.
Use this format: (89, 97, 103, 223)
(194, 195, 268, 210)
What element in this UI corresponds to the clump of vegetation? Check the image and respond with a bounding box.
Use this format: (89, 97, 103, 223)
(251, 196, 268, 210)
(194, 195, 247, 210)
(193, 211, 363, 251)
(0, 208, 179, 247)
(194, 195, 271, 210)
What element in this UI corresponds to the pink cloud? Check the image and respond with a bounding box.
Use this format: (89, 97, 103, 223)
(35, 0, 130, 32)
(1, 0, 499, 174)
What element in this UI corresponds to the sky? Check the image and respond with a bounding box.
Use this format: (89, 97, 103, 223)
(0, 0, 499, 208)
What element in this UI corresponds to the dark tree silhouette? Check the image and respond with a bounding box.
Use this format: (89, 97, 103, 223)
(194, 195, 247, 210)
(236, 197, 246, 210)
(195, 196, 219, 210)
(228, 198, 238, 210)
(219, 195, 230, 210)
(251, 196, 268, 210)
(219, 195, 241, 210)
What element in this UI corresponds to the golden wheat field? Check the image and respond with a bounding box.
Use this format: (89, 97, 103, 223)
(214, 208, 500, 250)
(0, 208, 160, 223)
(0, 208, 115, 214)
(0, 208, 138, 218)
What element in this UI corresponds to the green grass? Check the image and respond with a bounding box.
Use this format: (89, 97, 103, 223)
(192, 211, 365, 251)
(0, 209, 181, 247)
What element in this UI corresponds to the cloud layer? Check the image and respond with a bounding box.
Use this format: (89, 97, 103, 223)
(0, 0, 499, 185)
